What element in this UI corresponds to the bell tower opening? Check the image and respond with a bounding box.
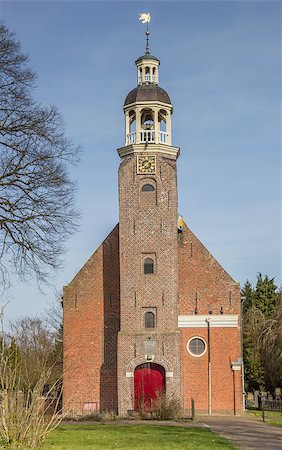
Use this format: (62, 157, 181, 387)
(141, 108, 154, 143)
(159, 109, 169, 144)
(128, 110, 136, 144)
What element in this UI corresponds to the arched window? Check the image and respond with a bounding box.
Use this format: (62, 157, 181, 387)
(152, 67, 156, 83)
(139, 67, 142, 84)
(141, 184, 154, 192)
(139, 179, 157, 207)
(144, 258, 154, 274)
(145, 312, 155, 328)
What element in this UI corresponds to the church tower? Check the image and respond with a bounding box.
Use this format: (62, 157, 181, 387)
(117, 31, 181, 414)
(62, 21, 243, 417)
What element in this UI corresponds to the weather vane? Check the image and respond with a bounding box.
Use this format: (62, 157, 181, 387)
(139, 12, 151, 55)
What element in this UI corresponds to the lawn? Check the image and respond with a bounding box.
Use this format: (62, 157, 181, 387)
(246, 409, 282, 427)
(36, 423, 236, 450)
(267, 420, 282, 427)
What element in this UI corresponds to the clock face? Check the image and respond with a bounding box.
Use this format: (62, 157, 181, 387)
(137, 155, 156, 174)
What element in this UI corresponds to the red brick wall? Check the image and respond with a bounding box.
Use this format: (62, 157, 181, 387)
(63, 220, 243, 415)
(179, 224, 242, 414)
(181, 327, 242, 414)
(178, 224, 240, 316)
(63, 225, 120, 414)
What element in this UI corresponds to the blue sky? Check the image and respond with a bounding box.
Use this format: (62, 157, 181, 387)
(0, 1, 281, 321)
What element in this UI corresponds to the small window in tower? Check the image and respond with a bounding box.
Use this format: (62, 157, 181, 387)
(141, 184, 154, 192)
(145, 66, 150, 83)
(139, 178, 157, 207)
(139, 68, 142, 84)
(145, 311, 155, 328)
(152, 67, 157, 83)
(144, 258, 154, 274)
(187, 337, 207, 357)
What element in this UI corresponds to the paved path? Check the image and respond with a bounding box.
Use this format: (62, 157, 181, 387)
(199, 416, 282, 450)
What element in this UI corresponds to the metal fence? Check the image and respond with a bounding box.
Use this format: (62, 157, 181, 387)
(261, 400, 282, 412)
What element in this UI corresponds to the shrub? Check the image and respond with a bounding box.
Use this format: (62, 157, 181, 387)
(0, 336, 63, 448)
(134, 393, 182, 420)
(151, 394, 182, 420)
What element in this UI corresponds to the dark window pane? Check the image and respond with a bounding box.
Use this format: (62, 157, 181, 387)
(188, 338, 206, 356)
(144, 258, 154, 274)
(142, 184, 154, 192)
(145, 312, 155, 328)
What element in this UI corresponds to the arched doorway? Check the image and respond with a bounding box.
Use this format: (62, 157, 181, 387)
(134, 363, 165, 411)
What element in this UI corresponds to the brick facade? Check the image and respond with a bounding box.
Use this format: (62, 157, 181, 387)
(62, 44, 243, 416)
(117, 152, 181, 414)
(178, 224, 242, 414)
(63, 225, 120, 414)
(63, 220, 242, 415)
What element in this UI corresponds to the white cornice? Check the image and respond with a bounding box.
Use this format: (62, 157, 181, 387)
(117, 144, 180, 159)
(123, 101, 173, 111)
(178, 315, 239, 328)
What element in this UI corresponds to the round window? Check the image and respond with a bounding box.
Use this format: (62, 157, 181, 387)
(187, 337, 207, 357)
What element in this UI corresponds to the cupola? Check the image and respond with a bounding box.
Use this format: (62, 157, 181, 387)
(122, 29, 173, 148)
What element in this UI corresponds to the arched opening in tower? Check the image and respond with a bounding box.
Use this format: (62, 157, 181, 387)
(141, 109, 154, 143)
(159, 109, 168, 144)
(134, 363, 166, 411)
(138, 67, 143, 84)
(145, 66, 150, 83)
(152, 67, 156, 83)
(128, 110, 136, 144)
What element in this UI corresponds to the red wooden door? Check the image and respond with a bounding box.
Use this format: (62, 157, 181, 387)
(134, 363, 165, 411)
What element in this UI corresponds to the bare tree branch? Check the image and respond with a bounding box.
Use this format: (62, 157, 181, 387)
(0, 23, 81, 289)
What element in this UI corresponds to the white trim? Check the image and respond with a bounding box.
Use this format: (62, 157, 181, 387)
(231, 364, 241, 371)
(126, 372, 134, 378)
(178, 314, 239, 328)
(123, 100, 173, 111)
(117, 143, 180, 159)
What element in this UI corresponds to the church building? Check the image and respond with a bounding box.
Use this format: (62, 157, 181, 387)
(63, 30, 243, 416)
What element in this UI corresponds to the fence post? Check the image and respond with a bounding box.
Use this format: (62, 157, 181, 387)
(262, 401, 265, 423)
(191, 398, 195, 421)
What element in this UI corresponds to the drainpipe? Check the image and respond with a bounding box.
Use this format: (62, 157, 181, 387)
(240, 296, 246, 411)
(206, 318, 212, 415)
(233, 368, 236, 415)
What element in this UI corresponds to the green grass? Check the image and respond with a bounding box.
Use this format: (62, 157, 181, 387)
(246, 409, 282, 427)
(267, 420, 282, 427)
(34, 424, 237, 450)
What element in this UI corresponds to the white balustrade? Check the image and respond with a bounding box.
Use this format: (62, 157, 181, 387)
(159, 131, 168, 143)
(127, 130, 169, 145)
(127, 132, 136, 144)
(140, 130, 155, 143)
(145, 74, 150, 82)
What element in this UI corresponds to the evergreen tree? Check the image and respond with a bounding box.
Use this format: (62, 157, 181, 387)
(241, 280, 254, 314)
(253, 274, 278, 318)
(242, 274, 280, 393)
